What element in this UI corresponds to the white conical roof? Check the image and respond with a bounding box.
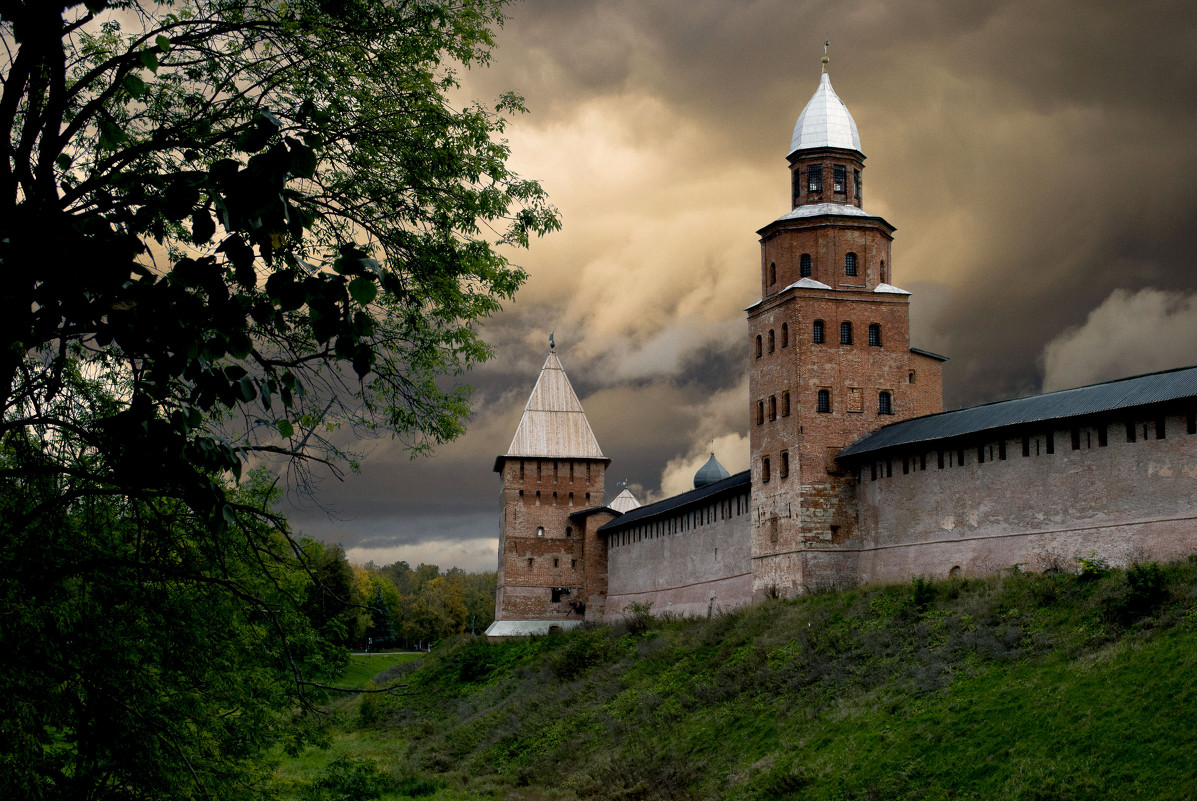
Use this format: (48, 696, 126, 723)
(789, 72, 861, 155)
(504, 351, 605, 459)
(608, 488, 641, 513)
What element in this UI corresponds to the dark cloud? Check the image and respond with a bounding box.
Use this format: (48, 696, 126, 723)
(294, 0, 1197, 566)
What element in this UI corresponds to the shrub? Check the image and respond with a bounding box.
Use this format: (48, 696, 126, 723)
(624, 602, 655, 636)
(1104, 561, 1169, 626)
(302, 756, 390, 801)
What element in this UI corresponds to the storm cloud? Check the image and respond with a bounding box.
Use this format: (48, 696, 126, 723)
(288, 0, 1197, 570)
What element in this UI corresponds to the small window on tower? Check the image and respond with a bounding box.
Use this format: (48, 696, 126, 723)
(566, 526, 572, 537)
(800, 253, 812, 277)
(783, 391, 791, 416)
(808, 165, 823, 193)
(527, 557, 533, 567)
(813, 320, 825, 343)
(833, 165, 846, 193)
(880, 259, 887, 284)
(553, 558, 559, 568)
(780, 451, 790, 478)
(755, 335, 762, 358)
(879, 391, 893, 415)
(769, 395, 777, 421)
(768, 329, 775, 353)
(840, 321, 853, 345)
(817, 389, 831, 413)
(757, 400, 764, 425)
(762, 457, 771, 482)
(781, 323, 789, 347)
(854, 169, 862, 199)
(868, 323, 881, 346)
(845, 252, 858, 276)
(769, 261, 776, 285)
(537, 526, 544, 537)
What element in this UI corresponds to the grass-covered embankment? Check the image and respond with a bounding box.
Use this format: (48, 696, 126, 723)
(281, 558, 1197, 800)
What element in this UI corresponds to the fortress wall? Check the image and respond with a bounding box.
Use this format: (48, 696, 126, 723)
(604, 491, 753, 620)
(852, 409, 1197, 583)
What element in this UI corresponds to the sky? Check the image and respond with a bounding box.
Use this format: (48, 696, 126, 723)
(287, 0, 1197, 571)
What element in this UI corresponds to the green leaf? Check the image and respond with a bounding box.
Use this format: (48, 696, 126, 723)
(139, 49, 159, 73)
(121, 72, 146, 97)
(276, 419, 294, 438)
(349, 276, 378, 306)
(155, 34, 171, 52)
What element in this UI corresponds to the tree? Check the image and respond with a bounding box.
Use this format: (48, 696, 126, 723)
(1, 0, 555, 796)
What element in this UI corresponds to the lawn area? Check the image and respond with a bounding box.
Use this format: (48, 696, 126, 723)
(339, 652, 423, 690)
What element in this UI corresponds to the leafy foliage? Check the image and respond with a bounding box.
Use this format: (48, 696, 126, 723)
(1, 0, 552, 797)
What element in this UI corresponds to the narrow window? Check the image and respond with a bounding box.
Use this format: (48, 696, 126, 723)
(769, 395, 777, 421)
(769, 261, 776, 285)
(871, 462, 877, 480)
(817, 389, 831, 413)
(868, 323, 881, 346)
(535, 490, 541, 503)
(1156, 417, 1167, 439)
(551, 588, 562, 602)
(755, 335, 762, 358)
(1046, 432, 1055, 454)
(519, 460, 524, 480)
(886, 459, 893, 478)
(566, 526, 572, 537)
(1071, 428, 1081, 450)
(762, 457, 771, 483)
(780, 451, 789, 478)
(833, 164, 846, 193)
(519, 489, 524, 497)
(1098, 425, 1108, 446)
(920, 452, 927, 470)
(568, 492, 574, 505)
(909, 370, 915, 384)
(780, 323, 789, 348)
(571, 559, 577, 569)
(783, 391, 791, 416)
(527, 557, 533, 567)
(840, 321, 853, 344)
(878, 391, 893, 415)
(1022, 435, 1030, 457)
(757, 400, 764, 425)
(800, 253, 812, 277)
(957, 447, 965, 466)
(937, 450, 944, 469)
(880, 260, 887, 283)
(537, 526, 544, 537)
(845, 252, 858, 276)
(792, 169, 802, 203)
(585, 492, 590, 502)
(854, 169, 862, 199)
(902, 456, 909, 474)
(998, 440, 1007, 460)
(768, 329, 775, 353)
(1188, 412, 1196, 434)
(977, 445, 985, 464)
(553, 558, 559, 568)
(813, 319, 825, 343)
(537, 462, 542, 479)
(808, 165, 823, 193)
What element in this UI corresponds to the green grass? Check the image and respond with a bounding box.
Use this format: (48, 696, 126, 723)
(276, 559, 1197, 800)
(339, 652, 423, 690)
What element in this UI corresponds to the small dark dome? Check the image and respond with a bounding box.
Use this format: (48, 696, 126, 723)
(694, 453, 730, 489)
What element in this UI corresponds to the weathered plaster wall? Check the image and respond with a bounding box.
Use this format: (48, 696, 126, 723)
(604, 490, 753, 620)
(851, 410, 1197, 582)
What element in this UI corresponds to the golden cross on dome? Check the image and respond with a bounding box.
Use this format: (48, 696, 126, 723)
(822, 38, 830, 73)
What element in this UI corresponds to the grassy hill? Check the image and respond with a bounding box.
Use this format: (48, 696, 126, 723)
(280, 558, 1197, 800)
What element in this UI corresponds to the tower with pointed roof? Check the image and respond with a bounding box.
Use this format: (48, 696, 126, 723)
(489, 345, 610, 632)
(748, 53, 946, 597)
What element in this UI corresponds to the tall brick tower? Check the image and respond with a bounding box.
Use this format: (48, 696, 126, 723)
(485, 344, 609, 636)
(748, 54, 945, 597)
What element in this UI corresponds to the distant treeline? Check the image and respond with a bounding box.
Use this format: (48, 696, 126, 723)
(303, 542, 496, 650)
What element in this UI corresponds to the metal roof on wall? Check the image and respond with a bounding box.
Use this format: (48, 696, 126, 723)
(839, 365, 1197, 460)
(599, 470, 751, 534)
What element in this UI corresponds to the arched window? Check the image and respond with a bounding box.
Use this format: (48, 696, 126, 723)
(755, 335, 762, 358)
(536, 526, 544, 537)
(817, 389, 831, 413)
(845, 252, 858, 276)
(768, 329, 775, 353)
(769, 261, 776, 285)
(868, 323, 882, 346)
(783, 391, 791, 416)
(780, 451, 789, 478)
(762, 457, 771, 482)
(813, 320, 825, 343)
(780, 323, 789, 348)
(800, 253, 812, 277)
(880, 259, 887, 284)
(840, 321, 853, 344)
(769, 396, 777, 421)
(757, 400, 764, 425)
(879, 391, 893, 415)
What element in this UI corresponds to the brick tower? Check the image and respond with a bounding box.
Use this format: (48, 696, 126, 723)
(486, 344, 609, 636)
(748, 55, 945, 597)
